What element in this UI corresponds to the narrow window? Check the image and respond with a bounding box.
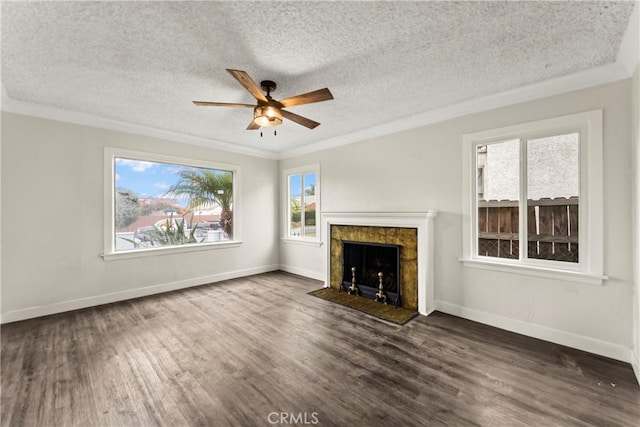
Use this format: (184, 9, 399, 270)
(289, 173, 302, 237)
(526, 133, 580, 263)
(477, 139, 520, 259)
(285, 165, 319, 240)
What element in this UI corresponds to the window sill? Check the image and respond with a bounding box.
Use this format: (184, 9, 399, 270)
(281, 238, 323, 247)
(458, 258, 608, 286)
(101, 241, 243, 261)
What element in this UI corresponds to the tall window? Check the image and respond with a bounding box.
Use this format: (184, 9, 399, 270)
(462, 111, 604, 283)
(104, 148, 238, 257)
(285, 165, 320, 239)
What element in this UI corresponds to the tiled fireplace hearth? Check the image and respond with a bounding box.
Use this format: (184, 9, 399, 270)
(321, 212, 438, 315)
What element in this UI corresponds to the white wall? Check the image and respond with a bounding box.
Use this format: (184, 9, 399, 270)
(280, 79, 634, 362)
(1, 112, 279, 321)
(1, 79, 636, 366)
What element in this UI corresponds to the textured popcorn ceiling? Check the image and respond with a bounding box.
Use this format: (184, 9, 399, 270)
(1, 1, 635, 154)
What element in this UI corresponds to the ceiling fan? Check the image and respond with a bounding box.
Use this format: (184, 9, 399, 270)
(193, 69, 333, 130)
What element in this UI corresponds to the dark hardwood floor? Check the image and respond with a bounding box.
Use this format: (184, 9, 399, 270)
(1, 271, 639, 426)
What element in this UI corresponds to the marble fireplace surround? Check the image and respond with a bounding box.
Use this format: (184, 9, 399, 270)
(321, 212, 438, 316)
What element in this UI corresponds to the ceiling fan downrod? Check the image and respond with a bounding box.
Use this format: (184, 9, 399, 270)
(260, 80, 276, 99)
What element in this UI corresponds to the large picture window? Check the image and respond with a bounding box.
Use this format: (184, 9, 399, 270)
(462, 110, 605, 284)
(104, 148, 239, 258)
(284, 165, 319, 240)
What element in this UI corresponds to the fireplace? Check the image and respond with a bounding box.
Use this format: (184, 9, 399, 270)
(330, 224, 418, 308)
(321, 211, 438, 315)
(341, 241, 401, 306)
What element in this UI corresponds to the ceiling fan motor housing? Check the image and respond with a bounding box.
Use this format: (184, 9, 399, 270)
(260, 80, 277, 95)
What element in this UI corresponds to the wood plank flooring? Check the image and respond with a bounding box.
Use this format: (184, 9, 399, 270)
(1, 271, 639, 426)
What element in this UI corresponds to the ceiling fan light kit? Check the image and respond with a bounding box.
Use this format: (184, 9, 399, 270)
(254, 105, 282, 127)
(193, 69, 333, 132)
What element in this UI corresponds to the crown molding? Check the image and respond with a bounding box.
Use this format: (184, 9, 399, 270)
(3, 3, 638, 161)
(279, 62, 632, 159)
(281, 60, 635, 160)
(0, 85, 279, 160)
(281, 4, 639, 159)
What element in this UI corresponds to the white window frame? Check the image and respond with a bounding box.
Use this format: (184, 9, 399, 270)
(461, 110, 607, 285)
(282, 164, 321, 246)
(101, 147, 242, 261)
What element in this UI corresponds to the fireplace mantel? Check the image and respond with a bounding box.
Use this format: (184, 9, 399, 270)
(321, 211, 438, 316)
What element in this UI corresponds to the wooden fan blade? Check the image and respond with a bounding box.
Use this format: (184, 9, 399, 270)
(226, 69, 268, 102)
(281, 109, 320, 129)
(193, 101, 254, 108)
(278, 88, 333, 108)
(246, 120, 260, 130)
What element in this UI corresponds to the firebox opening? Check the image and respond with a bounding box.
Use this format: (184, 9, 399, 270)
(341, 241, 401, 306)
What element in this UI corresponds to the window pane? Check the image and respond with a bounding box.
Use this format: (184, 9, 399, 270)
(289, 174, 302, 237)
(114, 158, 233, 251)
(303, 173, 316, 237)
(526, 133, 579, 263)
(477, 139, 520, 259)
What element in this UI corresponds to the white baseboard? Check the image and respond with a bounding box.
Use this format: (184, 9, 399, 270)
(279, 264, 325, 281)
(436, 301, 633, 363)
(632, 350, 640, 386)
(420, 308, 437, 317)
(0, 265, 280, 324)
